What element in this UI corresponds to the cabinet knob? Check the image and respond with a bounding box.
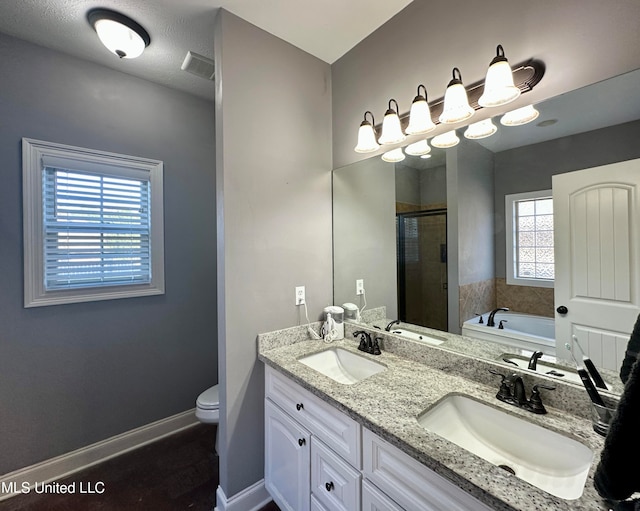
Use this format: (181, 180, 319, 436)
(556, 305, 568, 315)
(298, 438, 306, 447)
(325, 482, 334, 492)
(296, 403, 304, 411)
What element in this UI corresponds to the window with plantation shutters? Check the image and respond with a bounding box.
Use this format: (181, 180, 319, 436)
(23, 138, 164, 307)
(43, 168, 152, 289)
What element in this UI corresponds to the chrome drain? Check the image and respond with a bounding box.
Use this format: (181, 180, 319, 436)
(498, 464, 516, 476)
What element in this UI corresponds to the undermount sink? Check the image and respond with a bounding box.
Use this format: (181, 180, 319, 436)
(298, 347, 386, 385)
(390, 329, 445, 346)
(417, 394, 594, 500)
(500, 354, 607, 387)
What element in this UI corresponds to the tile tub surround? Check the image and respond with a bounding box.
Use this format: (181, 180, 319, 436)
(258, 324, 612, 511)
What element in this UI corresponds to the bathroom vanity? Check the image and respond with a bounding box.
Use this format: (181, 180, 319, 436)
(259, 322, 612, 511)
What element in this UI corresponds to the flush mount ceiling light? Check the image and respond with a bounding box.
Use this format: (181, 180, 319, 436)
(354, 111, 380, 153)
(464, 118, 498, 139)
(381, 147, 406, 163)
(405, 85, 436, 135)
(431, 130, 460, 148)
(378, 99, 406, 145)
(88, 8, 151, 59)
(478, 45, 521, 108)
(501, 104, 540, 126)
(405, 139, 431, 156)
(439, 68, 474, 124)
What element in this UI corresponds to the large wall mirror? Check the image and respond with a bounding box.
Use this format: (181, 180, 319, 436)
(333, 68, 640, 397)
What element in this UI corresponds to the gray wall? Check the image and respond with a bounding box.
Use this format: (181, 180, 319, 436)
(0, 33, 217, 474)
(331, 0, 640, 169)
(494, 119, 640, 278)
(333, 158, 397, 318)
(446, 140, 495, 333)
(214, 11, 333, 498)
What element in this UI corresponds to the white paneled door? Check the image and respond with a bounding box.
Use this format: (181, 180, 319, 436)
(553, 159, 640, 372)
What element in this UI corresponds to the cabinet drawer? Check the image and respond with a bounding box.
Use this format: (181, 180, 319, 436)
(363, 429, 494, 511)
(311, 437, 361, 511)
(266, 366, 361, 467)
(362, 479, 404, 511)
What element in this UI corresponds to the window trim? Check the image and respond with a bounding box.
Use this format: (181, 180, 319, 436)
(505, 189, 554, 289)
(23, 138, 165, 307)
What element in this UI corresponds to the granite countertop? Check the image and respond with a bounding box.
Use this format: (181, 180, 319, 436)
(258, 323, 612, 511)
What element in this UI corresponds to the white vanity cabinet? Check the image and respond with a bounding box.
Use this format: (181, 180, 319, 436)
(265, 365, 495, 511)
(265, 366, 362, 511)
(363, 429, 494, 511)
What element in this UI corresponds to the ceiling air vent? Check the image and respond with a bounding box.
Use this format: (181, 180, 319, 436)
(181, 51, 215, 80)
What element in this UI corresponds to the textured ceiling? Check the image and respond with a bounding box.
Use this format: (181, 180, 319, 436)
(0, 0, 413, 101)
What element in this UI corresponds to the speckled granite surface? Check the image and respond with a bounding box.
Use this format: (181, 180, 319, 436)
(258, 323, 614, 511)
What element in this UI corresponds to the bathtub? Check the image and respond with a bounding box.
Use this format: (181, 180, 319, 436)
(461, 311, 555, 355)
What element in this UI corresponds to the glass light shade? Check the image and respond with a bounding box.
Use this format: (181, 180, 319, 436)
(94, 19, 147, 59)
(431, 130, 460, 148)
(439, 69, 474, 124)
(479, 60, 521, 107)
(405, 139, 431, 156)
(354, 122, 380, 153)
(420, 154, 432, 159)
(464, 118, 497, 139)
(501, 105, 540, 126)
(405, 98, 436, 135)
(381, 148, 405, 163)
(378, 110, 406, 145)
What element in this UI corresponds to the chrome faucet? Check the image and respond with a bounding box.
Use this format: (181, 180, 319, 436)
(486, 307, 509, 327)
(528, 351, 544, 370)
(385, 319, 401, 332)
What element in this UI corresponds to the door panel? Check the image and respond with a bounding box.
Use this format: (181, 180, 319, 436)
(553, 159, 640, 371)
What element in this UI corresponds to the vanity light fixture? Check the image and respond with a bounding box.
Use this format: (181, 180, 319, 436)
(381, 147, 406, 163)
(405, 85, 436, 135)
(501, 104, 540, 126)
(464, 118, 498, 139)
(354, 111, 380, 153)
(404, 139, 431, 156)
(478, 45, 521, 107)
(378, 99, 406, 145)
(88, 8, 151, 59)
(431, 130, 460, 148)
(439, 68, 474, 124)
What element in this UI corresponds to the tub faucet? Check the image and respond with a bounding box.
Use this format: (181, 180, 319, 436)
(487, 307, 509, 327)
(528, 351, 544, 370)
(385, 319, 401, 331)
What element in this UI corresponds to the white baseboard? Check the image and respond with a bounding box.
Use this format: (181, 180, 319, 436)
(215, 480, 272, 511)
(0, 408, 199, 502)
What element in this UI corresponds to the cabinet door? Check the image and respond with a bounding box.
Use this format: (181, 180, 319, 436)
(265, 400, 311, 511)
(362, 480, 404, 511)
(311, 437, 361, 511)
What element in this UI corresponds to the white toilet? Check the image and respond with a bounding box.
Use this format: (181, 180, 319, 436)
(196, 384, 220, 453)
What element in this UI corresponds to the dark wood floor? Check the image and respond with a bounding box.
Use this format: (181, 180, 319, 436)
(0, 424, 280, 511)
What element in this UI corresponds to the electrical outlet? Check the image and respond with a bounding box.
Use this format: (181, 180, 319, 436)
(295, 286, 306, 305)
(356, 279, 364, 296)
